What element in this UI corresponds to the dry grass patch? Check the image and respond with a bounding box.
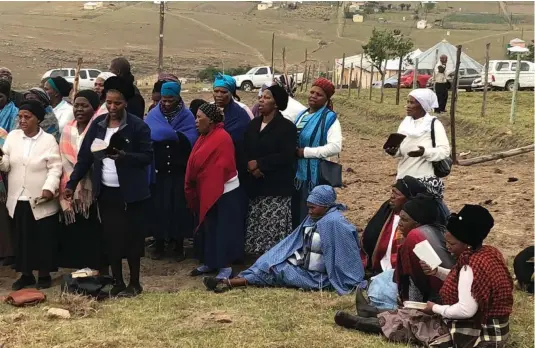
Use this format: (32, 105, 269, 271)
(0, 286, 531, 348)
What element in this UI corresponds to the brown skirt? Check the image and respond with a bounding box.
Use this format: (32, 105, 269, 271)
(378, 309, 510, 348)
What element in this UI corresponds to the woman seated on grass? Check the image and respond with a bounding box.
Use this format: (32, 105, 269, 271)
(357, 194, 454, 315)
(335, 204, 514, 348)
(203, 185, 366, 295)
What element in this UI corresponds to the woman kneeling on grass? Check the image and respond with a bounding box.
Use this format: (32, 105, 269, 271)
(335, 204, 514, 348)
(203, 185, 366, 295)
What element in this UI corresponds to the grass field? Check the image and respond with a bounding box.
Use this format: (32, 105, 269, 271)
(0, 286, 532, 348)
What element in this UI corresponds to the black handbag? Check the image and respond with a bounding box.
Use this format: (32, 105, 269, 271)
(430, 118, 453, 178)
(315, 109, 343, 188)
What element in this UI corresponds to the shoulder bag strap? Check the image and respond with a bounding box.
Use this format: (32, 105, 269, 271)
(430, 118, 437, 148)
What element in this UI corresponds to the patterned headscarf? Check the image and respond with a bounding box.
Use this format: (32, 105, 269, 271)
(199, 103, 224, 123)
(312, 78, 335, 109)
(307, 185, 346, 211)
(418, 176, 445, 199)
(24, 87, 51, 107)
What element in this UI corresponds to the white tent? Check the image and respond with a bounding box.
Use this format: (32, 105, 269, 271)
(412, 39, 483, 71)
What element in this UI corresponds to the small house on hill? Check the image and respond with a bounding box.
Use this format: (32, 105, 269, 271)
(353, 14, 364, 23)
(417, 20, 427, 29)
(509, 38, 526, 49)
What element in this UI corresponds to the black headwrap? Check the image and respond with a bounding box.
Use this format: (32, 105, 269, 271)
(19, 100, 46, 122)
(189, 99, 207, 117)
(267, 84, 289, 111)
(199, 103, 224, 123)
(103, 76, 135, 101)
(75, 89, 101, 111)
(110, 57, 135, 84)
(402, 194, 441, 226)
(153, 80, 164, 94)
(447, 204, 494, 249)
(0, 80, 11, 98)
(394, 175, 428, 199)
(49, 76, 73, 97)
(25, 88, 51, 107)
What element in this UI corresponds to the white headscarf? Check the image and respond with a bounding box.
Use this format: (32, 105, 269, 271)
(398, 89, 438, 137)
(408, 88, 438, 112)
(97, 72, 116, 81)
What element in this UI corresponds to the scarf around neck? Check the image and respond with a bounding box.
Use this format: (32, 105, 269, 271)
(58, 117, 95, 224)
(295, 105, 337, 189)
(0, 101, 18, 146)
(184, 123, 236, 229)
(398, 113, 434, 138)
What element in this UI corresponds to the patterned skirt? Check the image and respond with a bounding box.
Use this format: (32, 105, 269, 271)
(245, 196, 293, 255)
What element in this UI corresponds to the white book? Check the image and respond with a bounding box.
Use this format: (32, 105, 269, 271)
(413, 240, 442, 270)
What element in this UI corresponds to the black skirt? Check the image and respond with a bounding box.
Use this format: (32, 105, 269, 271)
(13, 201, 59, 273)
(194, 188, 245, 269)
(150, 173, 193, 241)
(98, 185, 148, 260)
(58, 206, 102, 270)
(0, 203, 14, 258)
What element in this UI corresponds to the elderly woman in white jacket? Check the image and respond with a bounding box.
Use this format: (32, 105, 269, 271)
(385, 89, 451, 197)
(0, 100, 62, 290)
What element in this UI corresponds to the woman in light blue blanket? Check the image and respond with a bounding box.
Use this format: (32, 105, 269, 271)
(203, 185, 366, 295)
(292, 78, 342, 229)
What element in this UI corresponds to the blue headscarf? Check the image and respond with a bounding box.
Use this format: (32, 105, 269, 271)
(307, 185, 346, 211)
(213, 73, 236, 94)
(161, 81, 181, 97)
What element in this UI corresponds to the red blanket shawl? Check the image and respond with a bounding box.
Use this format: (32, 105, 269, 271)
(185, 124, 236, 229)
(440, 246, 513, 322)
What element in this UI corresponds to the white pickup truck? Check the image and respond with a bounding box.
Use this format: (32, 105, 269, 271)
(471, 60, 535, 91)
(233, 66, 303, 91)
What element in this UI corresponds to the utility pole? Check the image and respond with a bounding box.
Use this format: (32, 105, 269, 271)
(158, 2, 165, 73)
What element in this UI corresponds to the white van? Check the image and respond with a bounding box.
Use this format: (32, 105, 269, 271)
(41, 68, 102, 90)
(478, 60, 534, 91)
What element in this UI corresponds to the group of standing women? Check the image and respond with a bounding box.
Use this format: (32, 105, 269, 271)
(0, 61, 345, 295)
(184, 73, 343, 280)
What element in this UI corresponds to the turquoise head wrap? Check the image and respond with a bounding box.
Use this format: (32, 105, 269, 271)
(213, 73, 236, 94)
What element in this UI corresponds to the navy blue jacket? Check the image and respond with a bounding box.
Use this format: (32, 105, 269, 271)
(66, 112, 153, 203)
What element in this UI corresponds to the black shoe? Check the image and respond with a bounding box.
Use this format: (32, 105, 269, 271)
(36, 276, 52, 290)
(203, 276, 219, 291)
(109, 283, 127, 297)
(118, 284, 143, 298)
(150, 248, 164, 260)
(12, 275, 36, 291)
(355, 288, 380, 318)
(334, 311, 382, 334)
(174, 250, 186, 263)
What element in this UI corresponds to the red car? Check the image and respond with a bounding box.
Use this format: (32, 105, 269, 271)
(399, 69, 433, 88)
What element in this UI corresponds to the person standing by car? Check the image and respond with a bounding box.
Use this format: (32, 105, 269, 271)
(433, 55, 449, 114)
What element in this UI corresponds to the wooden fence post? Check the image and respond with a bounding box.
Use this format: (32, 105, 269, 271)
(369, 64, 374, 100)
(339, 53, 346, 89)
(396, 55, 403, 105)
(304, 66, 311, 91)
(271, 33, 275, 83)
(510, 51, 522, 124)
(300, 48, 308, 92)
(481, 43, 490, 117)
(450, 45, 462, 164)
(413, 58, 419, 89)
(348, 63, 354, 97)
(357, 54, 364, 98)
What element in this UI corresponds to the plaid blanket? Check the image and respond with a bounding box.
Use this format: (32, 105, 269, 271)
(58, 118, 94, 224)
